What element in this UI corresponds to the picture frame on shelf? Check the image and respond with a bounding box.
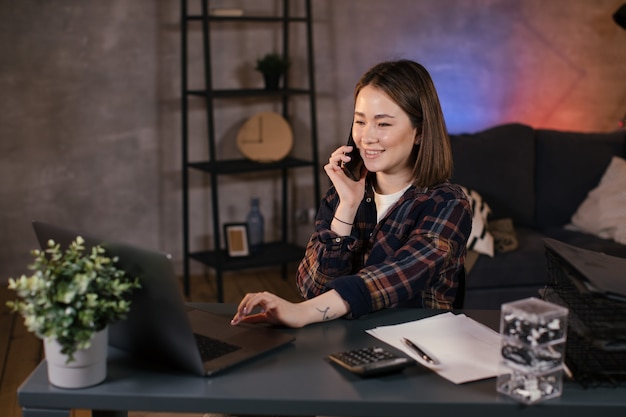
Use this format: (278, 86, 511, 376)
(224, 223, 250, 257)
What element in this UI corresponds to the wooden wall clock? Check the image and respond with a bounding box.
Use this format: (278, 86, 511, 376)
(236, 111, 294, 162)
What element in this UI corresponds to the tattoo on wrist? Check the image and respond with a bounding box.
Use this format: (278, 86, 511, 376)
(316, 306, 337, 321)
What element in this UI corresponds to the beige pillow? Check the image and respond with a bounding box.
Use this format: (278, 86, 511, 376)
(571, 156, 626, 245)
(460, 186, 494, 257)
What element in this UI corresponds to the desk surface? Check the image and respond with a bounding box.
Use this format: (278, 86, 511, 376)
(18, 305, 626, 417)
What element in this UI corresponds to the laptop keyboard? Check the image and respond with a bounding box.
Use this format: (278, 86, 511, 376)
(194, 333, 241, 362)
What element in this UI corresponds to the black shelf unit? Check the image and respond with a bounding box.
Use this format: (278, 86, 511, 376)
(187, 87, 312, 98)
(180, 0, 320, 301)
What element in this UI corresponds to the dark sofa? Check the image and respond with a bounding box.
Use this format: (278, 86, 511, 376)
(449, 123, 626, 309)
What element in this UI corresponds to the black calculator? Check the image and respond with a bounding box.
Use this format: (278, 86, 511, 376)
(328, 346, 415, 376)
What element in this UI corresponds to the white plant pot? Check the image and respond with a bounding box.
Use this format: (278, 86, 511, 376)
(43, 327, 108, 389)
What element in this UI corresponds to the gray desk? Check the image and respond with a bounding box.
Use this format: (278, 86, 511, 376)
(18, 305, 626, 417)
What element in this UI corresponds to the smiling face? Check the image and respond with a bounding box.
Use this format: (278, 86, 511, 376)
(353, 84, 419, 190)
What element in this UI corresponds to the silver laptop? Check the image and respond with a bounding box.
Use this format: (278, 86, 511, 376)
(32, 220, 295, 376)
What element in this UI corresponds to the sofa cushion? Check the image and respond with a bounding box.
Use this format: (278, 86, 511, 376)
(535, 129, 626, 230)
(570, 156, 626, 245)
(465, 227, 551, 290)
(464, 286, 544, 310)
(460, 186, 494, 257)
(450, 123, 536, 227)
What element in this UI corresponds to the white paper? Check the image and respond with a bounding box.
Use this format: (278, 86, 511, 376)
(366, 312, 502, 384)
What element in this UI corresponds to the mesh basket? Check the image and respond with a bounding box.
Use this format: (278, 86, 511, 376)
(544, 248, 626, 387)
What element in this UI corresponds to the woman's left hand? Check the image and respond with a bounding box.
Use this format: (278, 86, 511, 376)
(230, 291, 308, 328)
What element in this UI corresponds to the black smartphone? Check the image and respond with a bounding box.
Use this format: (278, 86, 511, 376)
(341, 131, 364, 181)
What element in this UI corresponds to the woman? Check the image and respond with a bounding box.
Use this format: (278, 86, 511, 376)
(231, 60, 472, 328)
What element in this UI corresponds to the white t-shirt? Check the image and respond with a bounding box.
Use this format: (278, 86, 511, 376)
(374, 184, 411, 223)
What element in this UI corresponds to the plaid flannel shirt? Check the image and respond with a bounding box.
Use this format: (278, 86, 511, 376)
(296, 180, 472, 318)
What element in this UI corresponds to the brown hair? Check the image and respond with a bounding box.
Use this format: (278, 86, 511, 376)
(354, 60, 453, 187)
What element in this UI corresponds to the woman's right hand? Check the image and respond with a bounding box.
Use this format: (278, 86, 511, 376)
(324, 145, 366, 213)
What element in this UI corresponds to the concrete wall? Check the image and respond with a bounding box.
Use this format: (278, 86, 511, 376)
(1, 0, 625, 289)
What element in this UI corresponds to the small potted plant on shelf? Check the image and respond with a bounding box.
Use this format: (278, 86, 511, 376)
(6, 236, 141, 388)
(255, 52, 291, 90)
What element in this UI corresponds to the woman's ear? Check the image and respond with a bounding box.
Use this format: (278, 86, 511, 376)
(415, 134, 422, 146)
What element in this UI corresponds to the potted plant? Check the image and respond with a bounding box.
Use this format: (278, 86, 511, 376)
(6, 236, 140, 388)
(255, 52, 291, 90)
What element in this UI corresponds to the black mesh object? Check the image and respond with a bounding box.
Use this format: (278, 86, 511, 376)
(543, 249, 626, 387)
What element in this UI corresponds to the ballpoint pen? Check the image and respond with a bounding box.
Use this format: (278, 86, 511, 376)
(402, 337, 440, 366)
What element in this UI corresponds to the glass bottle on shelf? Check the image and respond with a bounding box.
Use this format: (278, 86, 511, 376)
(246, 197, 264, 254)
